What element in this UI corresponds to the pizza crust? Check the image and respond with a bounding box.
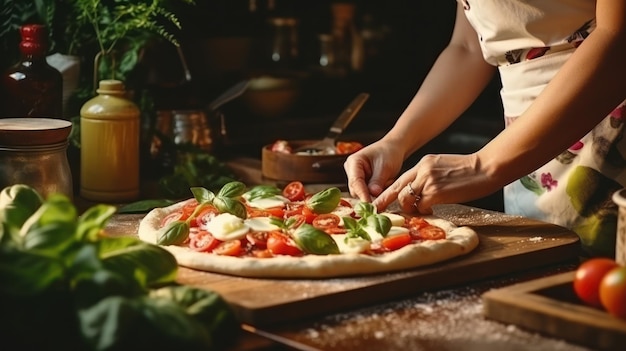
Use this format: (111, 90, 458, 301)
(138, 199, 479, 278)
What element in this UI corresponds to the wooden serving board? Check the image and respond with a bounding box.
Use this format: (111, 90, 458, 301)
(483, 271, 626, 350)
(104, 204, 581, 326)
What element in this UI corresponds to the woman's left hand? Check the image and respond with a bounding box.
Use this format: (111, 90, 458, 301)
(372, 153, 500, 214)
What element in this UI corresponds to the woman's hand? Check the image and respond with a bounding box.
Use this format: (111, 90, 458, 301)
(373, 153, 500, 214)
(344, 140, 405, 203)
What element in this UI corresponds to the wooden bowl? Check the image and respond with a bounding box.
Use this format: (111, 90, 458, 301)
(0, 118, 73, 146)
(261, 140, 348, 183)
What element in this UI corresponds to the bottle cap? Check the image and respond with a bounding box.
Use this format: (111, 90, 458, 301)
(96, 80, 126, 94)
(19, 24, 48, 56)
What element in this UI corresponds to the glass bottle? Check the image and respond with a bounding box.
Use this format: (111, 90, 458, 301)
(80, 80, 140, 202)
(0, 24, 63, 118)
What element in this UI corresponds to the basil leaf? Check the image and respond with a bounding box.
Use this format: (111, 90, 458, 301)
(305, 187, 341, 214)
(97, 236, 178, 288)
(245, 185, 281, 202)
(354, 201, 376, 218)
(190, 187, 215, 204)
(117, 199, 176, 214)
(0, 184, 43, 230)
(217, 181, 246, 198)
(293, 224, 340, 255)
(367, 214, 392, 237)
(343, 217, 372, 241)
(212, 197, 247, 219)
(76, 204, 117, 241)
(157, 221, 190, 245)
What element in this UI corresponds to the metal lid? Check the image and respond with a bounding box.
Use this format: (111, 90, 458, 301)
(0, 118, 72, 146)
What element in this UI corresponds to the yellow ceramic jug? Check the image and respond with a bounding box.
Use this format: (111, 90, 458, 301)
(80, 79, 139, 202)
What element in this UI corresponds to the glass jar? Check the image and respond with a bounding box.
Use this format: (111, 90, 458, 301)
(0, 118, 73, 199)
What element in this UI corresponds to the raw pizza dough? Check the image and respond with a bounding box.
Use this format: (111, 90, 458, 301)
(138, 199, 479, 278)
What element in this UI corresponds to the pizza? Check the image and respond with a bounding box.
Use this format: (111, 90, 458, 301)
(137, 181, 479, 278)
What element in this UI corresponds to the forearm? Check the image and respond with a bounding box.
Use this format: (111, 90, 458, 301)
(480, 4, 626, 186)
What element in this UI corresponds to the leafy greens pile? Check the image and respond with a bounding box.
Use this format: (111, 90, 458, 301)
(0, 184, 238, 350)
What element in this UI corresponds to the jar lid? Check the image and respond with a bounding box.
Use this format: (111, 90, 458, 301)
(0, 118, 72, 146)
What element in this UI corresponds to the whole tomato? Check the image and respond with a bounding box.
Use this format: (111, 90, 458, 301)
(599, 266, 626, 319)
(573, 258, 619, 307)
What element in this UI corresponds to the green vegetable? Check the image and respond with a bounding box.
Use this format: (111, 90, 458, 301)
(157, 220, 191, 246)
(293, 224, 340, 255)
(0, 184, 238, 350)
(244, 185, 282, 202)
(0, 184, 43, 231)
(117, 199, 176, 214)
(306, 187, 342, 214)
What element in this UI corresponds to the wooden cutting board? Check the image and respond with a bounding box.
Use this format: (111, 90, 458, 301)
(483, 271, 626, 350)
(104, 204, 581, 326)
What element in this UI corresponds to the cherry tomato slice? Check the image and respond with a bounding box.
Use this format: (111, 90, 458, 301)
(285, 214, 306, 229)
(247, 231, 269, 248)
(189, 230, 221, 252)
(213, 239, 243, 256)
(336, 141, 363, 155)
(267, 231, 303, 256)
(160, 211, 184, 228)
(301, 205, 317, 224)
(283, 181, 306, 201)
(381, 233, 412, 251)
(312, 213, 341, 229)
(181, 199, 200, 220)
(194, 205, 220, 228)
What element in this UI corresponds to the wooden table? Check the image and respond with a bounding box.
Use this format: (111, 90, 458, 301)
(104, 203, 598, 351)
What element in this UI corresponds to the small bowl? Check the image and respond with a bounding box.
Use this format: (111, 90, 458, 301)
(262, 140, 348, 183)
(0, 118, 73, 146)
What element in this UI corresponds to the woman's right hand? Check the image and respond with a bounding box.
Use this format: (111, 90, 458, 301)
(343, 140, 405, 203)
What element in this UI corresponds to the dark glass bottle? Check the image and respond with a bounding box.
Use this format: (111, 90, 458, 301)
(0, 24, 63, 118)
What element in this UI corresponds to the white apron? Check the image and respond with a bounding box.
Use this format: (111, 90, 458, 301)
(459, 0, 626, 256)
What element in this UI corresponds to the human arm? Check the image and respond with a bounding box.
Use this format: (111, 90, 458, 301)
(344, 3, 496, 202)
(385, 0, 626, 214)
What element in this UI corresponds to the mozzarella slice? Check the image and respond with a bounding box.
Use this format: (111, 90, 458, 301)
(330, 234, 371, 254)
(331, 205, 355, 226)
(245, 195, 289, 209)
(205, 213, 250, 241)
(380, 212, 406, 226)
(245, 217, 281, 232)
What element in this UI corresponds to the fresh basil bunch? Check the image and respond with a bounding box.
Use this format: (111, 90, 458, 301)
(344, 201, 392, 242)
(0, 184, 238, 350)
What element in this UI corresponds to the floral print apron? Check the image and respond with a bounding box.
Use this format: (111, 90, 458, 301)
(459, 0, 626, 256)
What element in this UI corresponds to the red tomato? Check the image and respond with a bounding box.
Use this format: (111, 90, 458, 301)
(336, 141, 363, 155)
(270, 140, 292, 153)
(416, 225, 446, 240)
(194, 205, 220, 228)
(381, 233, 412, 251)
(301, 205, 317, 224)
(599, 266, 626, 318)
(212, 239, 243, 256)
(284, 203, 304, 217)
(312, 213, 341, 229)
(267, 231, 302, 256)
(283, 181, 306, 201)
(246, 231, 269, 248)
(247, 206, 285, 218)
(573, 258, 620, 307)
(286, 214, 306, 229)
(160, 211, 184, 228)
(181, 199, 200, 220)
(189, 231, 221, 252)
